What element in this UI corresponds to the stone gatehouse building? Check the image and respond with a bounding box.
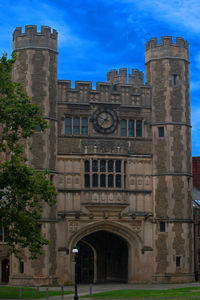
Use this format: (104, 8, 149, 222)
(0, 25, 194, 285)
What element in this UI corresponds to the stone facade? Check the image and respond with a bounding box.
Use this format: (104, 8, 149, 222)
(0, 26, 194, 284)
(192, 157, 200, 279)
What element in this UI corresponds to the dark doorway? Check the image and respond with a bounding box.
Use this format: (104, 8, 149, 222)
(77, 230, 128, 283)
(1, 259, 9, 283)
(77, 241, 94, 283)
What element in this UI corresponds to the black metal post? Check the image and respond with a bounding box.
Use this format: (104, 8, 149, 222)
(74, 252, 79, 300)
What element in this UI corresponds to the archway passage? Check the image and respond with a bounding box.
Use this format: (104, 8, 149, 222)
(77, 241, 94, 283)
(1, 259, 9, 283)
(77, 230, 128, 283)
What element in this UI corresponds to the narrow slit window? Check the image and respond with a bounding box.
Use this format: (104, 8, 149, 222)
(160, 222, 166, 232)
(176, 256, 181, 267)
(158, 127, 164, 137)
(19, 261, 24, 274)
(173, 74, 177, 85)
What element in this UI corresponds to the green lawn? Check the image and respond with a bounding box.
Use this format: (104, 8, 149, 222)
(82, 286, 200, 299)
(0, 286, 73, 298)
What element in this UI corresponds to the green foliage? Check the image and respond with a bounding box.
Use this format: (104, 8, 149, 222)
(0, 53, 56, 259)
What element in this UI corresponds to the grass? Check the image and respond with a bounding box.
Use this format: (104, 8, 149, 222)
(0, 286, 73, 298)
(82, 286, 200, 299)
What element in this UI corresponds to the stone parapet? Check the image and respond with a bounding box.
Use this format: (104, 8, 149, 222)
(57, 79, 150, 106)
(13, 25, 57, 52)
(145, 36, 189, 63)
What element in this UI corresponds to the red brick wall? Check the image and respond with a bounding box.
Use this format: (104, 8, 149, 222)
(193, 157, 200, 190)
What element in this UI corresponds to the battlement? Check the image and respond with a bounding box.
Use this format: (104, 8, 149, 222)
(13, 25, 58, 52)
(145, 36, 188, 50)
(57, 76, 150, 107)
(107, 68, 144, 86)
(145, 36, 189, 62)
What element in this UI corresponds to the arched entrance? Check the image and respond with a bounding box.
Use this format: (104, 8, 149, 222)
(77, 240, 94, 283)
(77, 230, 128, 283)
(1, 259, 9, 283)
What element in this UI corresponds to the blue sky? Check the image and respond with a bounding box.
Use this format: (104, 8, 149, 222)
(0, 0, 200, 156)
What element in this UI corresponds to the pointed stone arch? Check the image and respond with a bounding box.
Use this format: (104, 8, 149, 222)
(68, 220, 144, 283)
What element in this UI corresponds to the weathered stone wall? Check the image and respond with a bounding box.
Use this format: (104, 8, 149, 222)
(146, 37, 193, 282)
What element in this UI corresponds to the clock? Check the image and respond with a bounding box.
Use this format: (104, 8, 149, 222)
(92, 107, 118, 134)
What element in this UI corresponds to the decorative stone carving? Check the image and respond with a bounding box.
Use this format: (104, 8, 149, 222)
(92, 193, 99, 203)
(81, 140, 128, 154)
(131, 220, 142, 232)
(68, 221, 79, 232)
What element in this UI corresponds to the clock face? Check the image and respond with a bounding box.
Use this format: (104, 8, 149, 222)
(92, 107, 118, 134)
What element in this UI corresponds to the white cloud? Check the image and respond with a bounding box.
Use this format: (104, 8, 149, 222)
(114, 0, 200, 32)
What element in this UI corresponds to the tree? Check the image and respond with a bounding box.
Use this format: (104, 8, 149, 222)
(0, 53, 57, 259)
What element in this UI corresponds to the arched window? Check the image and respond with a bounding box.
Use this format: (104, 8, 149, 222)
(100, 174, 106, 187)
(92, 174, 98, 187)
(116, 174, 121, 188)
(108, 174, 113, 187)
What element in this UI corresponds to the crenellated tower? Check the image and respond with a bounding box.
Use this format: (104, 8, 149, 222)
(11, 25, 58, 285)
(145, 37, 193, 281)
(12, 25, 58, 173)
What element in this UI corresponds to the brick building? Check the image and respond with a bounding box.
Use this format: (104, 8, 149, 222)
(0, 25, 194, 284)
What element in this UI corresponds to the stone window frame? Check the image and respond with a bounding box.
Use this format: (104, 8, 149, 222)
(176, 256, 181, 267)
(120, 119, 143, 137)
(65, 116, 88, 136)
(159, 221, 166, 232)
(84, 159, 126, 189)
(158, 126, 164, 138)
